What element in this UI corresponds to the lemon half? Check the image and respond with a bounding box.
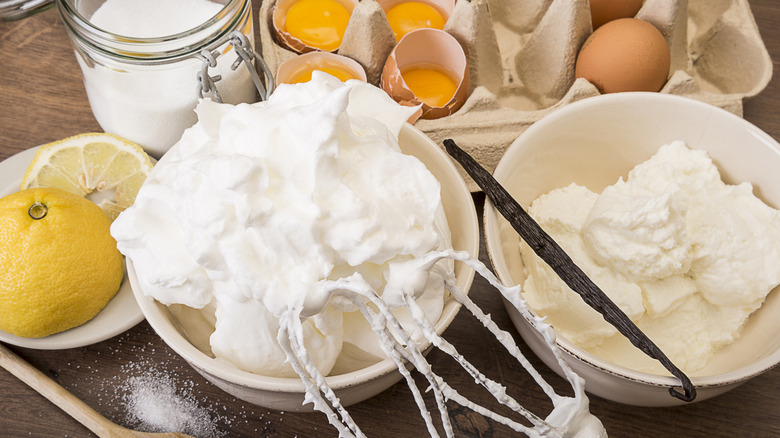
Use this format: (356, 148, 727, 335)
(20, 133, 154, 221)
(0, 187, 124, 338)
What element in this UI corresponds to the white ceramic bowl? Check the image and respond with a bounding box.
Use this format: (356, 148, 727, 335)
(484, 92, 780, 407)
(129, 124, 479, 412)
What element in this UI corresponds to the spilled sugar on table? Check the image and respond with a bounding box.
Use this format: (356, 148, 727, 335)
(1, 1, 779, 436)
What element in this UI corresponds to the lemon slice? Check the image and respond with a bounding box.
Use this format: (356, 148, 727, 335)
(20, 133, 154, 222)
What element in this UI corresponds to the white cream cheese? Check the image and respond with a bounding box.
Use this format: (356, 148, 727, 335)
(520, 184, 645, 348)
(520, 141, 780, 373)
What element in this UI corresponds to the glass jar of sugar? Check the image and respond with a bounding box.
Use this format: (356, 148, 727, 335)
(57, 0, 264, 157)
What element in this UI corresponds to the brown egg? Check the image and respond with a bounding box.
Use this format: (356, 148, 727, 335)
(575, 18, 670, 94)
(589, 0, 643, 29)
(381, 28, 469, 121)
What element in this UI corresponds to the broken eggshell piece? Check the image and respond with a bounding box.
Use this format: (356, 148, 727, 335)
(381, 28, 469, 121)
(271, 0, 358, 53)
(276, 51, 367, 86)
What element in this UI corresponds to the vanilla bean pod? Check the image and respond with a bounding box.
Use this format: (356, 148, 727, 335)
(443, 138, 696, 402)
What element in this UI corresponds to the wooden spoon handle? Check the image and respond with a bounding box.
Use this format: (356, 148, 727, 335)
(0, 342, 122, 437)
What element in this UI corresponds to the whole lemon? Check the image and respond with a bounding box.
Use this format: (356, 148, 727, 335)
(0, 187, 124, 338)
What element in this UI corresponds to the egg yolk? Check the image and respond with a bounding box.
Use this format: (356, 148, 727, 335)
(386, 2, 446, 41)
(292, 66, 357, 84)
(401, 66, 458, 108)
(285, 0, 351, 52)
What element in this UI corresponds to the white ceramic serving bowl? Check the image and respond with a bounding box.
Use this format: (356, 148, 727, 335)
(484, 92, 780, 407)
(128, 124, 479, 412)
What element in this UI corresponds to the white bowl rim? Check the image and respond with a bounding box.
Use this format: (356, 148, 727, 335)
(485, 91, 780, 390)
(130, 123, 480, 394)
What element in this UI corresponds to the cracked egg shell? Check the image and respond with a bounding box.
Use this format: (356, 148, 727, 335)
(381, 28, 469, 121)
(276, 52, 368, 86)
(272, 0, 358, 53)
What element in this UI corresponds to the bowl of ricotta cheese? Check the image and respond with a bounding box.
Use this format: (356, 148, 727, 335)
(484, 92, 780, 406)
(113, 73, 479, 412)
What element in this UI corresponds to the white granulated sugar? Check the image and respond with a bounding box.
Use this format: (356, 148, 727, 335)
(90, 0, 223, 38)
(81, 0, 255, 156)
(66, 335, 272, 438)
(120, 364, 223, 438)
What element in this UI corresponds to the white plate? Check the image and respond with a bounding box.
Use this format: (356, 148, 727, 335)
(0, 146, 144, 350)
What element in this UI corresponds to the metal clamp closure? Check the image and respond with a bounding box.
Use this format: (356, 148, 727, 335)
(196, 30, 275, 103)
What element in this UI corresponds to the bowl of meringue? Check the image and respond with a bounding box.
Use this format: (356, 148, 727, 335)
(113, 74, 479, 413)
(484, 92, 780, 406)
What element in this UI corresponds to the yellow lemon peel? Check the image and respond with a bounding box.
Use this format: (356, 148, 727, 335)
(0, 187, 124, 338)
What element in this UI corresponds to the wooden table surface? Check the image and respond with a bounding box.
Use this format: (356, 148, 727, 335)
(1, 1, 779, 437)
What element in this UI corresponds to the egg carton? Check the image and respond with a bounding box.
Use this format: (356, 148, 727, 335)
(258, 0, 772, 191)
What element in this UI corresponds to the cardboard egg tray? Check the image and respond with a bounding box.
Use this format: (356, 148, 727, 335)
(259, 0, 772, 190)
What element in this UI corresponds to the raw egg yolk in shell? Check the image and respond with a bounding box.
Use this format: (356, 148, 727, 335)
(402, 65, 457, 107)
(293, 66, 358, 83)
(285, 0, 351, 52)
(386, 2, 446, 41)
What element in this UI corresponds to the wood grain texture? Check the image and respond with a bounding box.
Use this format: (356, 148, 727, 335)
(0, 343, 194, 437)
(1, 1, 779, 437)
